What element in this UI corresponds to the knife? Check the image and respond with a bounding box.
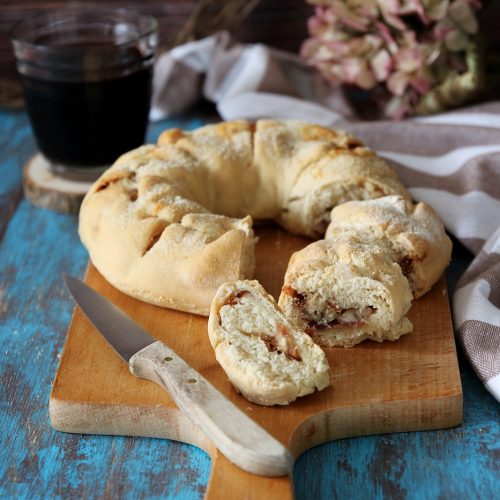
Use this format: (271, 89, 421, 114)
(63, 275, 293, 477)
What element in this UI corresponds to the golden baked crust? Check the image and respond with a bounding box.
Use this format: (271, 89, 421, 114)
(325, 195, 452, 298)
(79, 143, 256, 315)
(79, 120, 411, 315)
(254, 120, 411, 237)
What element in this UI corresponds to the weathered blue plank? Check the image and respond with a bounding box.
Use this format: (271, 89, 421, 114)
(0, 112, 498, 500)
(0, 199, 212, 499)
(0, 110, 35, 238)
(0, 110, 34, 197)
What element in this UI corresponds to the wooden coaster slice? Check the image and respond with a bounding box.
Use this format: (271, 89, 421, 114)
(23, 153, 98, 215)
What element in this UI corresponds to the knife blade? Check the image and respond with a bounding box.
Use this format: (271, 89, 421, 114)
(64, 275, 293, 477)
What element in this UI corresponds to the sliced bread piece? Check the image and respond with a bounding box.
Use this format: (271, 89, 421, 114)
(208, 280, 330, 406)
(278, 238, 414, 347)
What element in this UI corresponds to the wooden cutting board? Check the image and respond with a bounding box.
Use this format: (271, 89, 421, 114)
(50, 226, 463, 499)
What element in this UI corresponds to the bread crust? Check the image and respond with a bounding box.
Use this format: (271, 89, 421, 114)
(79, 120, 410, 315)
(325, 195, 452, 298)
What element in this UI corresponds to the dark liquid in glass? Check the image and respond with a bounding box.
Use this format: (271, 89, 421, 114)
(21, 66, 152, 167)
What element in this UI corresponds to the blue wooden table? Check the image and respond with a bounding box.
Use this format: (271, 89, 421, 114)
(0, 109, 498, 499)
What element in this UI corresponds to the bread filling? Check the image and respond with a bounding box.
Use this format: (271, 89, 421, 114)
(304, 306, 376, 335)
(261, 324, 302, 361)
(224, 290, 250, 306)
(283, 286, 376, 333)
(398, 256, 413, 277)
(222, 290, 302, 361)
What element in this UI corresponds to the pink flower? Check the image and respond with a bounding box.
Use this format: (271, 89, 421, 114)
(301, 0, 482, 118)
(385, 29, 434, 96)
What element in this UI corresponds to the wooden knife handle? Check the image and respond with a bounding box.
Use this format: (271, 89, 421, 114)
(205, 451, 294, 500)
(129, 341, 293, 477)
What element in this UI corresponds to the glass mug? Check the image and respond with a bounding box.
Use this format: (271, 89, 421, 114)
(11, 7, 157, 180)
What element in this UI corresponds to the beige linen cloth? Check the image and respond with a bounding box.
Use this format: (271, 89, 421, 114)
(151, 32, 500, 403)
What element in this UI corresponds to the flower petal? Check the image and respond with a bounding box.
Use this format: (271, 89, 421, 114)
(371, 49, 393, 81)
(387, 71, 409, 96)
(448, 0, 479, 34)
(445, 29, 470, 51)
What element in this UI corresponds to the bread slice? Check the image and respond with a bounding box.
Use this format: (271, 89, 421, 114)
(278, 239, 413, 347)
(208, 280, 330, 406)
(325, 196, 452, 298)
